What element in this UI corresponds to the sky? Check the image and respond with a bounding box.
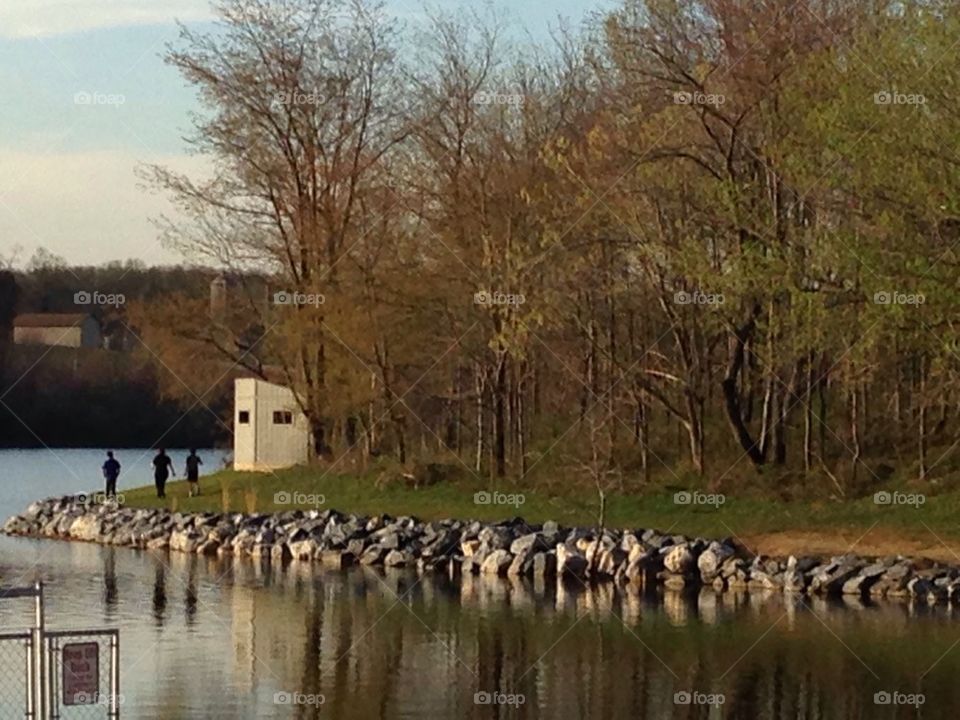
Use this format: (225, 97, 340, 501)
(0, 0, 606, 268)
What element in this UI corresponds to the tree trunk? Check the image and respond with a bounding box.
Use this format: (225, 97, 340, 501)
(310, 420, 329, 460)
(850, 385, 861, 483)
(494, 355, 507, 478)
(475, 365, 485, 473)
(818, 355, 829, 458)
(803, 351, 814, 472)
(919, 355, 927, 481)
(721, 303, 765, 465)
(517, 374, 527, 476)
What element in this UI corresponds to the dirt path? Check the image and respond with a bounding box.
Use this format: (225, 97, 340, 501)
(741, 529, 960, 564)
(736, 528, 960, 565)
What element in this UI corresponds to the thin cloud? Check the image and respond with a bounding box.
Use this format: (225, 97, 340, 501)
(0, 0, 214, 39)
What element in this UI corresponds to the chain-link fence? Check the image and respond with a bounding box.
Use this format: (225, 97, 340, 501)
(1, 584, 119, 720)
(47, 632, 119, 720)
(0, 633, 31, 719)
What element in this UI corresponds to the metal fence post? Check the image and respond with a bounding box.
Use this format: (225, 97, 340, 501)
(33, 581, 46, 720)
(25, 633, 36, 719)
(48, 636, 58, 720)
(110, 631, 120, 719)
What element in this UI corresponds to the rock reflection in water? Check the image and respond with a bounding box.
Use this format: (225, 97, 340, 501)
(3, 539, 960, 719)
(190, 560, 960, 719)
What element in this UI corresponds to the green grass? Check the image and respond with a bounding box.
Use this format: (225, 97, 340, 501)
(117, 462, 960, 544)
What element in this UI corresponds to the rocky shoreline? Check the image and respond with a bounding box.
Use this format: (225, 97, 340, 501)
(4, 495, 960, 604)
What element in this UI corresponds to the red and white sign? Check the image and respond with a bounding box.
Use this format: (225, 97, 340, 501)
(62, 642, 99, 706)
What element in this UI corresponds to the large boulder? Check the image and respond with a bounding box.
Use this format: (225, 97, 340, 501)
(809, 561, 862, 595)
(663, 544, 695, 575)
(69, 515, 103, 542)
(360, 545, 388, 566)
(697, 542, 735, 580)
(384, 549, 411, 567)
(532, 552, 557, 579)
(480, 549, 513, 576)
(510, 533, 547, 556)
(557, 544, 588, 579)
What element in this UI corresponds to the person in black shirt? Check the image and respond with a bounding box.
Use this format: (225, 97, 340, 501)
(152, 449, 176, 499)
(185, 449, 203, 497)
(102, 451, 121, 498)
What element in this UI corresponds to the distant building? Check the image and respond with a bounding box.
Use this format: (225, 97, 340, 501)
(234, 378, 310, 470)
(12, 313, 102, 349)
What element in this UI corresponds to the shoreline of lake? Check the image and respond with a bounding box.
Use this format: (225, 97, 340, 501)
(5, 494, 960, 608)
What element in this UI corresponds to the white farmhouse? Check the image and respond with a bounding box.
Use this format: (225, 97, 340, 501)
(233, 378, 310, 470)
(13, 313, 102, 349)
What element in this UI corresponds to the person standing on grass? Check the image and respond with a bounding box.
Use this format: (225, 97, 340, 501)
(152, 449, 175, 499)
(102, 451, 121, 499)
(185, 449, 203, 496)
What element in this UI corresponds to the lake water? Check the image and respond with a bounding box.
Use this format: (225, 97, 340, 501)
(2, 449, 960, 718)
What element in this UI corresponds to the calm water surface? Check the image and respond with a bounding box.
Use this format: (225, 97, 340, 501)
(1, 449, 960, 719)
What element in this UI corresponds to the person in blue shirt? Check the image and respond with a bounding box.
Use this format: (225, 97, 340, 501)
(102, 451, 121, 498)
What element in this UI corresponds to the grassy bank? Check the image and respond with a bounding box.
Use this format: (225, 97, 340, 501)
(116, 463, 960, 559)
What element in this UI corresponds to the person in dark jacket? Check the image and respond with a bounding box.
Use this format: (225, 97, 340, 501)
(152, 449, 176, 499)
(185, 449, 203, 497)
(102, 451, 121, 498)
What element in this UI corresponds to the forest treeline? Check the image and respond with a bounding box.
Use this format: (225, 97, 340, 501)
(38, 0, 960, 493)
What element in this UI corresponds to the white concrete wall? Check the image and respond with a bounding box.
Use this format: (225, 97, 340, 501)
(234, 378, 310, 471)
(234, 378, 259, 470)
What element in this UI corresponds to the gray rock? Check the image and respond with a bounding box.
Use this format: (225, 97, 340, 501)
(384, 549, 410, 567)
(360, 545, 387, 565)
(698, 542, 735, 579)
(810, 562, 862, 595)
(510, 533, 546, 556)
(480, 549, 513, 576)
(664, 545, 695, 575)
(289, 539, 320, 560)
(557, 544, 588, 579)
(507, 550, 533, 577)
(532, 551, 557, 579)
